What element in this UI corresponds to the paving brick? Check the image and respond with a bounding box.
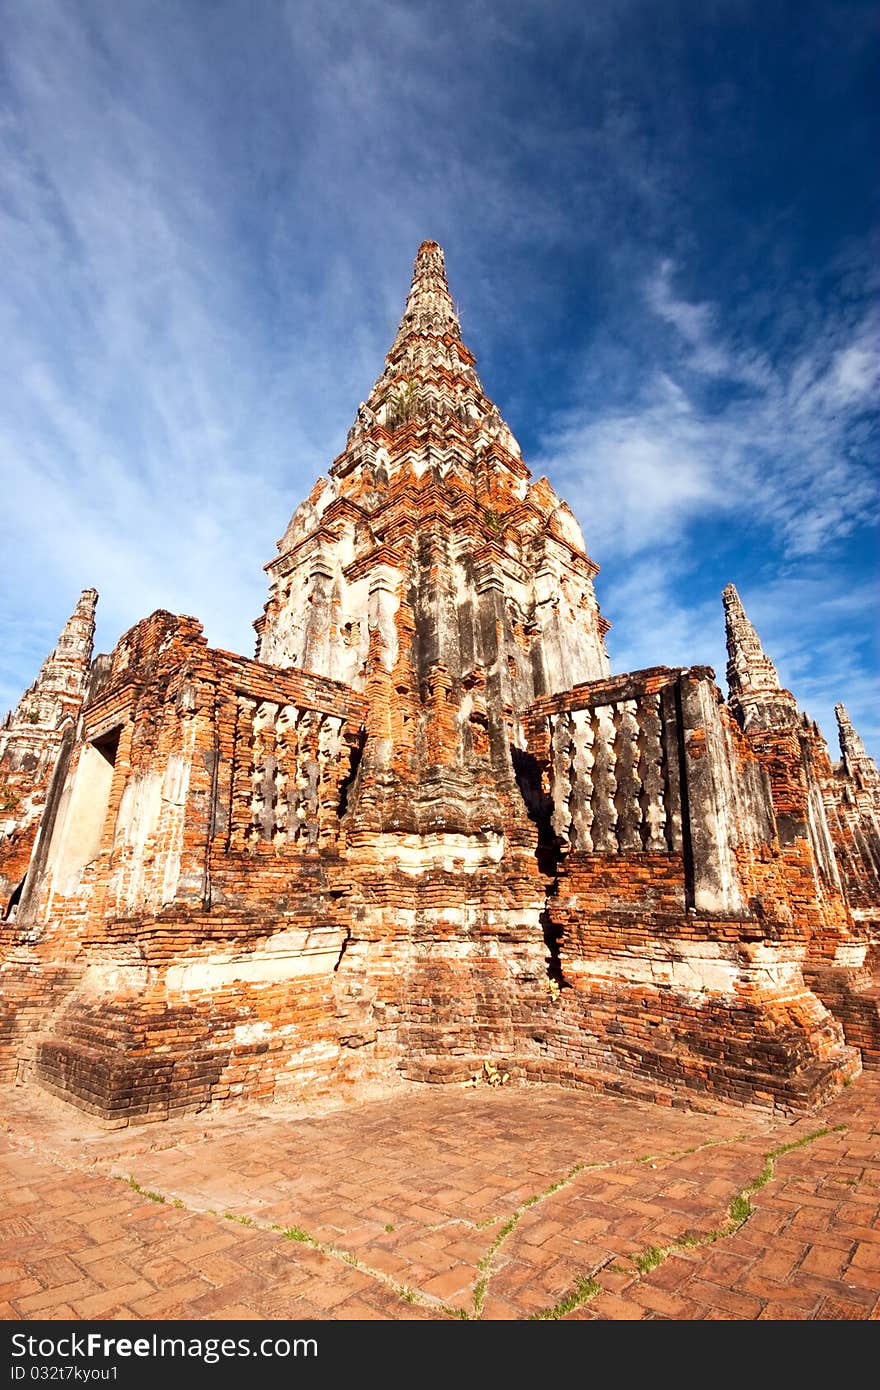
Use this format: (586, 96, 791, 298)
(849, 1241, 880, 1271)
(686, 1279, 765, 1318)
(0, 1277, 42, 1303)
(590, 1291, 647, 1320)
(800, 1244, 852, 1279)
(838, 1264, 880, 1292)
(15, 1279, 98, 1314)
(129, 1279, 215, 1317)
(628, 1283, 697, 1317)
(421, 1266, 475, 1300)
(758, 1300, 820, 1319)
(816, 1297, 872, 1320)
(71, 1281, 156, 1318)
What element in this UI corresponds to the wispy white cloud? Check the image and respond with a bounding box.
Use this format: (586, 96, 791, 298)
(645, 260, 772, 386)
(539, 258, 878, 557)
(535, 259, 878, 752)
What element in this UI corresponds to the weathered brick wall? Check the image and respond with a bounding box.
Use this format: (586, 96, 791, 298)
(523, 665, 861, 1109)
(3, 633, 868, 1122)
(0, 611, 370, 1110)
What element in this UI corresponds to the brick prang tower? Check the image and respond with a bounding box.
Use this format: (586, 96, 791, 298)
(1, 244, 879, 1121)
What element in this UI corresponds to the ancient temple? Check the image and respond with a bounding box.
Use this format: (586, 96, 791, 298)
(1, 242, 878, 1125)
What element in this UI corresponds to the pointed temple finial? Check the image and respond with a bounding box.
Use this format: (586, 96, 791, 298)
(391, 241, 461, 346)
(722, 583, 798, 730)
(333, 240, 523, 463)
(835, 703, 880, 792)
(0, 588, 99, 916)
(55, 587, 98, 654)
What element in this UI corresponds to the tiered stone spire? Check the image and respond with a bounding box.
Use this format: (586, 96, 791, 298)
(0, 588, 97, 914)
(722, 583, 797, 730)
(835, 704, 880, 793)
(255, 243, 610, 837)
(1, 588, 97, 742)
(723, 583, 779, 698)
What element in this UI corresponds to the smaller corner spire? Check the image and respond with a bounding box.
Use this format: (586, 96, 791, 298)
(1, 588, 98, 743)
(722, 584, 797, 731)
(723, 584, 780, 698)
(834, 703, 859, 753)
(835, 703, 880, 790)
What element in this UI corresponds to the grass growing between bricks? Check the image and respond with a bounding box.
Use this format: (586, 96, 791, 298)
(125, 1176, 166, 1204)
(115, 1121, 846, 1322)
(116, 1171, 467, 1318)
(471, 1161, 588, 1317)
(473, 1214, 520, 1317)
(627, 1124, 848, 1273)
(634, 1246, 666, 1275)
(631, 1125, 847, 1273)
(530, 1276, 602, 1321)
(527, 1123, 847, 1321)
(273, 1223, 317, 1245)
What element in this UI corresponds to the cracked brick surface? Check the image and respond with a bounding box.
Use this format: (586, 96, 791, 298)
(1, 1069, 878, 1321)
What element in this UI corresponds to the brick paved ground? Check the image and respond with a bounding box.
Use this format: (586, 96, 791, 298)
(0, 1071, 878, 1320)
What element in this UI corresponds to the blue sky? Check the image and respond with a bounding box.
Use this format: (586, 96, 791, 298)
(2, 0, 877, 757)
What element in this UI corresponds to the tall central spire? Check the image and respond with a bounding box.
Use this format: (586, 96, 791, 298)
(258, 240, 610, 715)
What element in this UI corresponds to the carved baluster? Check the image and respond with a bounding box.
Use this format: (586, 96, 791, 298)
(590, 704, 618, 851)
(317, 715, 343, 837)
(284, 706, 304, 843)
(613, 700, 642, 850)
(251, 701, 278, 842)
(549, 714, 573, 846)
(302, 715, 321, 848)
(569, 709, 595, 850)
(231, 697, 257, 851)
(293, 711, 321, 846)
(274, 704, 299, 843)
(290, 710, 309, 843)
(660, 685, 684, 851)
(637, 693, 668, 851)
